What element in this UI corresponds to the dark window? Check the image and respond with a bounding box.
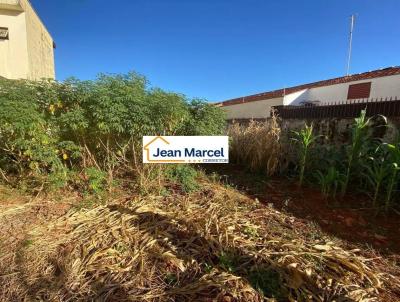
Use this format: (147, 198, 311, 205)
(347, 82, 371, 99)
(0, 27, 9, 40)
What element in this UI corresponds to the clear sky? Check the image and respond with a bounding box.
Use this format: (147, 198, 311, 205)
(31, 0, 400, 102)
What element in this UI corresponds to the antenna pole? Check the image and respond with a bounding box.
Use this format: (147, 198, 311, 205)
(346, 14, 355, 76)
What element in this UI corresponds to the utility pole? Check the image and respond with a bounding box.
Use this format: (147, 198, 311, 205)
(346, 14, 356, 76)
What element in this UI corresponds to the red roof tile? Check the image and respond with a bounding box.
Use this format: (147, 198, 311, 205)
(218, 66, 400, 106)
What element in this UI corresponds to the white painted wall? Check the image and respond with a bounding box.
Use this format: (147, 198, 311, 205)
(283, 89, 309, 105)
(284, 74, 400, 105)
(222, 97, 283, 119)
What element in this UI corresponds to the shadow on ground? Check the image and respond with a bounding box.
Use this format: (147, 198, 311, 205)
(203, 164, 400, 255)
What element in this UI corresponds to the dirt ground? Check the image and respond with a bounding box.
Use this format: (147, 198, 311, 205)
(208, 164, 400, 256)
(0, 174, 399, 301)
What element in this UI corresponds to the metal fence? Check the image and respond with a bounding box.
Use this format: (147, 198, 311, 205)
(272, 97, 400, 119)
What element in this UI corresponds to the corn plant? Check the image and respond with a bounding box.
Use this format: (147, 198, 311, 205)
(384, 142, 400, 211)
(315, 167, 346, 199)
(342, 110, 372, 195)
(360, 142, 390, 208)
(292, 124, 319, 187)
(361, 147, 389, 207)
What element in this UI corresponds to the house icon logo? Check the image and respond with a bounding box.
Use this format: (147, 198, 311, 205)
(143, 136, 185, 163)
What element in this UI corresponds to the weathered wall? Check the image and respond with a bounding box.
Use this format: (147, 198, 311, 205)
(280, 117, 400, 144)
(0, 8, 29, 79)
(19, 0, 55, 80)
(222, 97, 283, 120)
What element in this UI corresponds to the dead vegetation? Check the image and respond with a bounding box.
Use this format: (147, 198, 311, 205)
(1, 182, 399, 302)
(228, 115, 281, 175)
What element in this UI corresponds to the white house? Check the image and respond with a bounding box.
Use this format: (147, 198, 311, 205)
(218, 67, 400, 120)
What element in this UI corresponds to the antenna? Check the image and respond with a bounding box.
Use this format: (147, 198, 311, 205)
(346, 14, 356, 76)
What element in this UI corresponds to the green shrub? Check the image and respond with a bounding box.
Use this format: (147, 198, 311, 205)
(0, 73, 226, 193)
(84, 167, 107, 195)
(184, 99, 226, 135)
(315, 166, 346, 199)
(0, 88, 63, 179)
(165, 165, 199, 193)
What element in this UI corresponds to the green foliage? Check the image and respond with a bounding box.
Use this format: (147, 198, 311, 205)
(84, 167, 107, 195)
(361, 146, 389, 207)
(291, 110, 399, 212)
(0, 83, 71, 189)
(243, 226, 259, 238)
(0, 73, 225, 192)
(247, 268, 287, 299)
(217, 251, 239, 273)
(184, 99, 226, 135)
(165, 165, 199, 193)
(0, 73, 226, 193)
(292, 124, 319, 186)
(315, 167, 346, 199)
(383, 142, 400, 211)
(342, 110, 372, 195)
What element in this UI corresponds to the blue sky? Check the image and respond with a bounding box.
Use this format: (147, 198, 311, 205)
(32, 0, 400, 102)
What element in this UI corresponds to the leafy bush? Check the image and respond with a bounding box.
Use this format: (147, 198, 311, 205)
(165, 165, 199, 193)
(0, 73, 226, 192)
(84, 167, 107, 195)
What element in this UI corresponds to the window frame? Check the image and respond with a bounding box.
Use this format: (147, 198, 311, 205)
(0, 27, 9, 40)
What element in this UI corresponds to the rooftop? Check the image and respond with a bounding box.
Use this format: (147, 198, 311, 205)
(218, 66, 400, 107)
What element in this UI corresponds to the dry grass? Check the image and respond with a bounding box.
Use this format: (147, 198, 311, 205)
(0, 182, 399, 301)
(228, 115, 281, 175)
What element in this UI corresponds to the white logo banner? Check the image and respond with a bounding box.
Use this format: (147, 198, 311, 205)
(143, 136, 229, 163)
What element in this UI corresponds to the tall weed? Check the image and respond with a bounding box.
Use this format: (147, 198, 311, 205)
(228, 114, 281, 175)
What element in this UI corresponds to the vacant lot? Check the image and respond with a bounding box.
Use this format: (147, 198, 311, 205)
(1, 74, 400, 301)
(1, 176, 399, 301)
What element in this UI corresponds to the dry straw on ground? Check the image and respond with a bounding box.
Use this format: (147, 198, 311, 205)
(1, 182, 398, 301)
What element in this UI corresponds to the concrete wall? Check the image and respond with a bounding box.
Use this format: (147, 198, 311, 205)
(280, 116, 400, 144)
(0, 0, 54, 80)
(284, 74, 400, 105)
(20, 0, 55, 80)
(0, 9, 29, 79)
(222, 97, 283, 120)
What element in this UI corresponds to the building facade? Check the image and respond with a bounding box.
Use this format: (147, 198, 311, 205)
(218, 67, 400, 120)
(0, 0, 55, 80)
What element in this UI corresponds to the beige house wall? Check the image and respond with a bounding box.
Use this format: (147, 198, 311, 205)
(222, 97, 283, 120)
(0, 0, 54, 80)
(0, 8, 29, 79)
(19, 0, 55, 80)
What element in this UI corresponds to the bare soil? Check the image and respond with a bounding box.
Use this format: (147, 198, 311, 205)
(207, 164, 400, 256)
